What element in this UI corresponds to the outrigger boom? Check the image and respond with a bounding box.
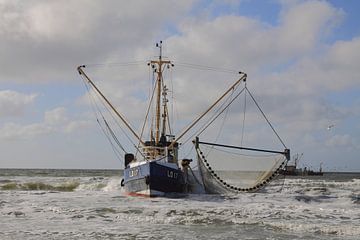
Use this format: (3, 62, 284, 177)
(194, 137, 290, 161)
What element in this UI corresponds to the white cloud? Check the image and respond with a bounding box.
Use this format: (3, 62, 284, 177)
(44, 107, 68, 125)
(0, 0, 196, 83)
(0, 122, 52, 140)
(0, 90, 37, 117)
(277, 0, 344, 54)
(325, 134, 357, 149)
(64, 120, 92, 134)
(0, 106, 93, 140)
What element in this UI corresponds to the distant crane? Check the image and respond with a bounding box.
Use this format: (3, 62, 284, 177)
(294, 153, 303, 168)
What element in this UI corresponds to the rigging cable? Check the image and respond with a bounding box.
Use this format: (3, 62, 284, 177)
(84, 77, 134, 146)
(103, 117, 127, 153)
(202, 88, 234, 158)
(170, 66, 175, 133)
(175, 62, 240, 75)
(79, 73, 145, 158)
(149, 68, 156, 141)
(181, 83, 243, 146)
(240, 82, 247, 147)
(245, 86, 287, 149)
(197, 89, 233, 156)
(80, 77, 125, 162)
(98, 118, 124, 162)
(197, 85, 245, 138)
(160, 68, 173, 135)
(83, 61, 146, 68)
(136, 67, 158, 158)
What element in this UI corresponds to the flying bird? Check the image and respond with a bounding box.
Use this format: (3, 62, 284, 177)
(327, 124, 335, 130)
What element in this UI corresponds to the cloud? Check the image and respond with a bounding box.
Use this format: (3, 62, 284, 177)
(0, 106, 92, 140)
(0, 122, 52, 140)
(325, 134, 357, 149)
(64, 120, 92, 134)
(44, 107, 68, 125)
(0, 90, 37, 117)
(277, 0, 344, 54)
(165, 0, 343, 72)
(0, 0, 195, 83)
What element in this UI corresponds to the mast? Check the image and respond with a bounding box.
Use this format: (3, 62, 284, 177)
(151, 41, 172, 145)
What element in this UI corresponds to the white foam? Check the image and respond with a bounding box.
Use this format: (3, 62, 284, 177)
(102, 178, 122, 192)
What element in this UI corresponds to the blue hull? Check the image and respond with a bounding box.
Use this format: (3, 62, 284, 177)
(123, 161, 186, 197)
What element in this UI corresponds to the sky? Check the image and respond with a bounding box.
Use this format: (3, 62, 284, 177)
(0, 0, 359, 171)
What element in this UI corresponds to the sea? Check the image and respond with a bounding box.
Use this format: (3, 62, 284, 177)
(0, 169, 359, 240)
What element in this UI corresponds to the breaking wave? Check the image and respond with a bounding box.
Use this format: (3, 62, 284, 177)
(0, 181, 80, 192)
(0, 177, 123, 192)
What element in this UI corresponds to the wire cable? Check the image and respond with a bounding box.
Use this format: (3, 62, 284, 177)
(246, 87, 287, 149)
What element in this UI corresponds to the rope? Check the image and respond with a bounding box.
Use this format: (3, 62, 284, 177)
(103, 117, 127, 153)
(181, 84, 245, 146)
(86, 78, 135, 146)
(136, 69, 158, 157)
(203, 90, 233, 158)
(97, 119, 124, 163)
(246, 87, 287, 149)
(80, 74, 145, 157)
(240, 83, 247, 147)
(170, 67, 175, 132)
(81, 76, 124, 162)
(197, 86, 245, 137)
(82, 61, 146, 68)
(175, 62, 240, 75)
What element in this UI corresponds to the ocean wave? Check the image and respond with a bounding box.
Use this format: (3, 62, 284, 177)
(111, 206, 360, 237)
(74, 177, 122, 191)
(0, 177, 123, 193)
(0, 181, 80, 192)
(267, 221, 360, 237)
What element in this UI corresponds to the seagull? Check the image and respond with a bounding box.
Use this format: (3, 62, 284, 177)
(327, 124, 335, 130)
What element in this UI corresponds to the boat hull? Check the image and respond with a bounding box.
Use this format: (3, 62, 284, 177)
(123, 161, 186, 197)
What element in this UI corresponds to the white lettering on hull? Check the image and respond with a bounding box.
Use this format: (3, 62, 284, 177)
(167, 170, 178, 179)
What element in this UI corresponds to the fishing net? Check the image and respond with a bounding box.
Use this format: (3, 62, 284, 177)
(195, 140, 288, 193)
(179, 75, 291, 194)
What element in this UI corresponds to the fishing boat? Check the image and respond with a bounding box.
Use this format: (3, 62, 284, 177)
(78, 41, 290, 197)
(280, 153, 323, 176)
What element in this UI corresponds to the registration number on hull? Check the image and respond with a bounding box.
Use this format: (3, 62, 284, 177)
(167, 170, 178, 179)
(128, 168, 139, 178)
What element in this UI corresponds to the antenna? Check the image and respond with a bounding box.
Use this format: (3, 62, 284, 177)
(151, 40, 171, 144)
(156, 40, 163, 60)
